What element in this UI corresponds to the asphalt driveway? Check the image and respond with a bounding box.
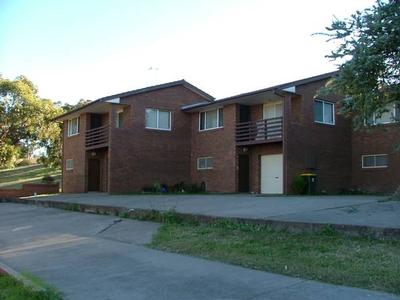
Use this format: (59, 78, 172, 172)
(1, 203, 399, 300)
(29, 193, 400, 229)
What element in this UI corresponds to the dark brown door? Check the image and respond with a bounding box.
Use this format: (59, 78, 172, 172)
(239, 105, 251, 123)
(88, 159, 101, 191)
(238, 155, 250, 192)
(90, 114, 102, 129)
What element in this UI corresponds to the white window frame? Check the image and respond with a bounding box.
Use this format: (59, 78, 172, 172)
(314, 99, 335, 125)
(197, 157, 213, 170)
(199, 108, 223, 131)
(66, 159, 74, 171)
(145, 108, 172, 131)
(361, 154, 388, 169)
(369, 103, 398, 125)
(67, 117, 80, 137)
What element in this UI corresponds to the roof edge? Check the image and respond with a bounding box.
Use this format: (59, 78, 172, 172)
(53, 79, 214, 121)
(182, 71, 338, 112)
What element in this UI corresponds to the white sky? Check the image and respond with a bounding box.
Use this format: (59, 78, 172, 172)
(0, 0, 375, 103)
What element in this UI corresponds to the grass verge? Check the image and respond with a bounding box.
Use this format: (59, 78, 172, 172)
(149, 220, 400, 295)
(0, 164, 60, 189)
(0, 274, 62, 300)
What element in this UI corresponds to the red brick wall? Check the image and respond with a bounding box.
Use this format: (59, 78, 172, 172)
(285, 80, 353, 194)
(189, 104, 238, 192)
(351, 125, 400, 194)
(108, 86, 208, 192)
(0, 184, 59, 198)
(62, 114, 88, 193)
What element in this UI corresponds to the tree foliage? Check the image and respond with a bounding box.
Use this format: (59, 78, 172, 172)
(0, 75, 62, 168)
(321, 0, 400, 129)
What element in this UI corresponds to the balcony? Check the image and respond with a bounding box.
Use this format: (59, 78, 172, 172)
(236, 117, 283, 146)
(85, 124, 109, 150)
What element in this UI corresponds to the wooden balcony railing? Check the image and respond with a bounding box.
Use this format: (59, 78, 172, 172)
(85, 124, 109, 150)
(236, 117, 283, 145)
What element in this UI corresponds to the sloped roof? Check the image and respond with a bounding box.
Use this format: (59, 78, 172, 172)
(54, 80, 214, 121)
(182, 71, 338, 111)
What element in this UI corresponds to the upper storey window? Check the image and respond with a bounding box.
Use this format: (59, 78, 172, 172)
(199, 108, 223, 131)
(366, 103, 399, 125)
(314, 99, 335, 125)
(67, 117, 80, 136)
(145, 108, 171, 130)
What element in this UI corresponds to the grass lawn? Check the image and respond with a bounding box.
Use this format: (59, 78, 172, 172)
(0, 274, 62, 300)
(0, 164, 61, 189)
(150, 221, 400, 295)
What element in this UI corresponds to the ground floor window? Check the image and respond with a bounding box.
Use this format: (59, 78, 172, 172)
(362, 154, 388, 168)
(197, 157, 213, 170)
(66, 159, 74, 170)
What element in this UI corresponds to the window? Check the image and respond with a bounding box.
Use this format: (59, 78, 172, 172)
(116, 111, 124, 128)
(263, 102, 283, 119)
(66, 159, 74, 171)
(362, 154, 388, 168)
(199, 108, 223, 131)
(67, 117, 80, 136)
(145, 108, 171, 130)
(197, 157, 213, 170)
(314, 100, 334, 125)
(367, 103, 399, 125)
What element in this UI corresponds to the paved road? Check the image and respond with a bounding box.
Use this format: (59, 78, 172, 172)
(28, 193, 400, 229)
(0, 203, 399, 300)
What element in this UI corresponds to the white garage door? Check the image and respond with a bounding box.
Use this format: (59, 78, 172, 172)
(261, 154, 283, 194)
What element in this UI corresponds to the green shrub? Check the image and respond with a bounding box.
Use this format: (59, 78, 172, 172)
(153, 181, 162, 193)
(292, 175, 307, 194)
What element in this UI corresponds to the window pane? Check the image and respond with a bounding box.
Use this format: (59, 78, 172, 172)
(314, 101, 323, 123)
(275, 103, 283, 118)
(117, 112, 123, 128)
(66, 159, 74, 170)
(375, 155, 388, 167)
(200, 112, 205, 130)
(218, 108, 223, 127)
(206, 110, 218, 129)
(363, 156, 375, 167)
(375, 110, 392, 124)
(198, 158, 206, 169)
(158, 110, 170, 129)
(68, 118, 79, 135)
(264, 104, 275, 119)
(324, 102, 334, 124)
(145, 109, 157, 128)
(206, 157, 213, 168)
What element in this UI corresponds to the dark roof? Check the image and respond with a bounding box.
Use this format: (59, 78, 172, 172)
(182, 71, 338, 111)
(54, 80, 214, 121)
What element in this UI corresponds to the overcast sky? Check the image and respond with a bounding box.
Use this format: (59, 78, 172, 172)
(0, 0, 375, 104)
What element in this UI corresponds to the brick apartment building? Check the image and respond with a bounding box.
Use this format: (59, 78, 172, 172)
(55, 72, 400, 195)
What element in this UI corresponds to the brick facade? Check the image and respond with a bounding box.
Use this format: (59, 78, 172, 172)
(58, 75, 399, 195)
(189, 104, 238, 192)
(351, 125, 400, 193)
(284, 80, 353, 194)
(107, 85, 207, 193)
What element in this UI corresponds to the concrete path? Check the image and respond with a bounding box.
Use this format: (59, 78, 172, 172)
(27, 193, 400, 229)
(0, 203, 399, 300)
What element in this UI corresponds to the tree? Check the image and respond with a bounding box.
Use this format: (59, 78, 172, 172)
(320, 0, 400, 129)
(0, 75, 62, 168)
